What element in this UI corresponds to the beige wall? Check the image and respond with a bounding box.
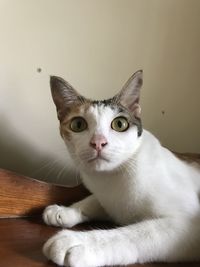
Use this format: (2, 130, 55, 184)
(0, 0, 200, 184)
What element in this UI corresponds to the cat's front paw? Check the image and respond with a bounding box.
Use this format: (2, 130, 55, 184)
(43, 230, 97, 267)
(43, 205, 83, 228)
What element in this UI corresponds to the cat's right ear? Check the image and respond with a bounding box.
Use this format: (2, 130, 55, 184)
(50, 76, 85, 121)
(115, 70, 143, 118)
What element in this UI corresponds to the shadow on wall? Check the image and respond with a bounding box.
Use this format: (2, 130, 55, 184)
(0, 116, 79, 186)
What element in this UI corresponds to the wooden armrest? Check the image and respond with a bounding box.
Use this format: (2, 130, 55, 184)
(0, 169, 89, 218)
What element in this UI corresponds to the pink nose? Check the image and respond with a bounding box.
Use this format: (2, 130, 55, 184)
(90, 135, 108, 151)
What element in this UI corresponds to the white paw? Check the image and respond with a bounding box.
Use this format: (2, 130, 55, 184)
(43, 230, 97, 267)
(43, 205, 83, 228)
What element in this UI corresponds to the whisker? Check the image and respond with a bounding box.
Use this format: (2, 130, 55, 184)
(55, 165, 68, 183)
(31, 159, 58, 176)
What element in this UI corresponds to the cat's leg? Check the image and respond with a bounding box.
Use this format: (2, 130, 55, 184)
(43, 215, 200, 267)
(43, 195, 108, 228)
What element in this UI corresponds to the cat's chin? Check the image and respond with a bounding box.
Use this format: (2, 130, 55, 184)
(81, 158, 120, 173)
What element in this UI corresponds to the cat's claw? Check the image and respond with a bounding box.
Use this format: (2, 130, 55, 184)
(43, 204, 82, 228)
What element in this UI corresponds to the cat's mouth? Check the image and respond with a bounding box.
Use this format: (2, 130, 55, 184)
(88, 154, 110, 163)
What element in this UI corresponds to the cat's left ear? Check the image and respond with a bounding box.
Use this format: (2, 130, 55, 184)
(116, 70, 143, 117)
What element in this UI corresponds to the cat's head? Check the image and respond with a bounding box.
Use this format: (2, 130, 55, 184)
(50, 70, 143, 173)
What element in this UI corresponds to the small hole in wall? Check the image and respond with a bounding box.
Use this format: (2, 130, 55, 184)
(161, 110, 165, 115)
(37, 68, 42, 73)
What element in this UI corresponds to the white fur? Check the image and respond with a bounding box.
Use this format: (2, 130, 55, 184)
(43, 104, 200, 266)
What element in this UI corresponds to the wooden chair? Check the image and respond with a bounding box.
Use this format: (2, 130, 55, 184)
(0, 153, 200, 267)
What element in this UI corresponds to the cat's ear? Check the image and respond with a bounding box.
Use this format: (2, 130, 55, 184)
(50, 76, 85, 121)
(116, 70, 143, 117)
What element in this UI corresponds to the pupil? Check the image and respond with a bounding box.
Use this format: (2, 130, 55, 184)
(77, 121, 82, 129)
(117, 120, 122, 128)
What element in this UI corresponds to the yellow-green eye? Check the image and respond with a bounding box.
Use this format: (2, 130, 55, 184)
(111, 117, 129, 132)
(70, 117, 87, 132)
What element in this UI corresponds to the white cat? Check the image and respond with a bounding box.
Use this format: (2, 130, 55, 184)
(43, 70, 200, 267)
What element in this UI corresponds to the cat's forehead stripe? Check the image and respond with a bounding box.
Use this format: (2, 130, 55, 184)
(92, 98, 115, 106)
(91, 100, 124, 113)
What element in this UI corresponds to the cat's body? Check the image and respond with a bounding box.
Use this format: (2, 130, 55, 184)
(82, 130, 200, 225)
(43, 71, 200, 267)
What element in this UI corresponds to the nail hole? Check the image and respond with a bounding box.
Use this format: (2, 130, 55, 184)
(37, 68, 42, 73)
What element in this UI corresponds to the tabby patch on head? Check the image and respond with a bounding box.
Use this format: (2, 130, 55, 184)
(50, 70, 143, 172)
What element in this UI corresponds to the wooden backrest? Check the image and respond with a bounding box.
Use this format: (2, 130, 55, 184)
(174, 152, 200, 164)
(0, 153, 199, 218)
(0, 169, 89, 218)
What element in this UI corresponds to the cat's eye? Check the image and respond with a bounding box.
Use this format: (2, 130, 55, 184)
(70, 117, 87, 132)
(111, 117, 129, 132)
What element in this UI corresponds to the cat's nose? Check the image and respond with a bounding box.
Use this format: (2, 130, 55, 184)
(90, 135, 108, 151)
